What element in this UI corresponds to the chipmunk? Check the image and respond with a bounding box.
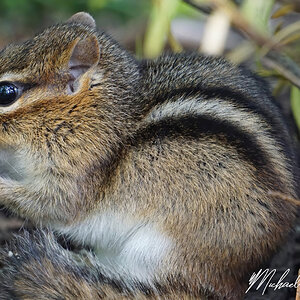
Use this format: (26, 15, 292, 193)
(0, 12, 298, 300)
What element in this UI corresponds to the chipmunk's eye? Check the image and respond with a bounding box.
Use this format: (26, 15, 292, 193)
(0, 82, 19, 106)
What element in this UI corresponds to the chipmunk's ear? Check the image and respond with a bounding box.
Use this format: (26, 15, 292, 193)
(66, 12, 96, 29)
(67, 35, 100, 94)
(65, 12, 99, 94)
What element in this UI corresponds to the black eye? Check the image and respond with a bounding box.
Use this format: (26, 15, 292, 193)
(0, 82, 19, 106)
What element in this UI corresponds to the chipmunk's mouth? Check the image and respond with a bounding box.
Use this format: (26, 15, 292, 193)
(0, 146, 25, 181)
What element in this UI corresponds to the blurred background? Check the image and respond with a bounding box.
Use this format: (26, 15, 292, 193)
(0, 1, 300, 299)
(0, 0, 299, 135)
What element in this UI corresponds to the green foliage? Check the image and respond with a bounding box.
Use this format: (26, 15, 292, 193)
(241, 0, 275, 34)
(0, 0, 149, 41)
(144, 0, 180, 58)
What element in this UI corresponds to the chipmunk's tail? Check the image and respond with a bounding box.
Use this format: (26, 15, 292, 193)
(0, 230, 206, 300)
(0, 230, 152, 300)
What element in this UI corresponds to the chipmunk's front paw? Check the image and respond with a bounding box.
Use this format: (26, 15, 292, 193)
(0, 230, 107, 300)
(0, 230, 73, 300)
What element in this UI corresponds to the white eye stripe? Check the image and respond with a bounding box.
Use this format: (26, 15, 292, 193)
(0, 72, 27, 83)
(0, 98, 21, 113)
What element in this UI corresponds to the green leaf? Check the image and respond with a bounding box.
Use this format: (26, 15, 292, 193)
(291, 86, 300, 132)
(241, 0, 275, 35)
(87, 0, 108, 10)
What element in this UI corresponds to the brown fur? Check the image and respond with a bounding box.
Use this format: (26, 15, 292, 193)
(0, 12, 298, 299)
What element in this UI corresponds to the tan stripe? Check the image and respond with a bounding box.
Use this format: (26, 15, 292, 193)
(145, 96, 292, 183)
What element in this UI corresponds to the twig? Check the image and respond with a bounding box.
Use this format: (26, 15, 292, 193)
(184, 0, 300, 88)
(263, 50, 300, 89)
(209, 0, 277, 48)
(182, 0, 212, 14)
(183, 0, 278, 48)
(167, 27, 183, 53)
(226, 40, 255, 64)
(278, 0, 300, 12)
(201, 7, 230, 55)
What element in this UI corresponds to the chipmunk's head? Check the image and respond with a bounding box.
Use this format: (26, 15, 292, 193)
(0, 13, 140, 223)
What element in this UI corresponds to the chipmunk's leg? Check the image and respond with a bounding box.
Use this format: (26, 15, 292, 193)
(0, 177, 77, 222)
(0, 178, 30, 209)
(0, 178, 43, 219)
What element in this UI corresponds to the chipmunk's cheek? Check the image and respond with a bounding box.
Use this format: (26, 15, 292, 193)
(0, 146, 26, 181)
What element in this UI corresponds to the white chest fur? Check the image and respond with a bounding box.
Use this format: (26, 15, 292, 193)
(55, 212, 173, 283)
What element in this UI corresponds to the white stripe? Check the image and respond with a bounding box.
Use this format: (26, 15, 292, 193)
(145, 96, 290, 179)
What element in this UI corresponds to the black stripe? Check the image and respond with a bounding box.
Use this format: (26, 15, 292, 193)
(133, 115, 283, 188)
(150, 86, 293, 161)
(153, 86, 276, 132)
